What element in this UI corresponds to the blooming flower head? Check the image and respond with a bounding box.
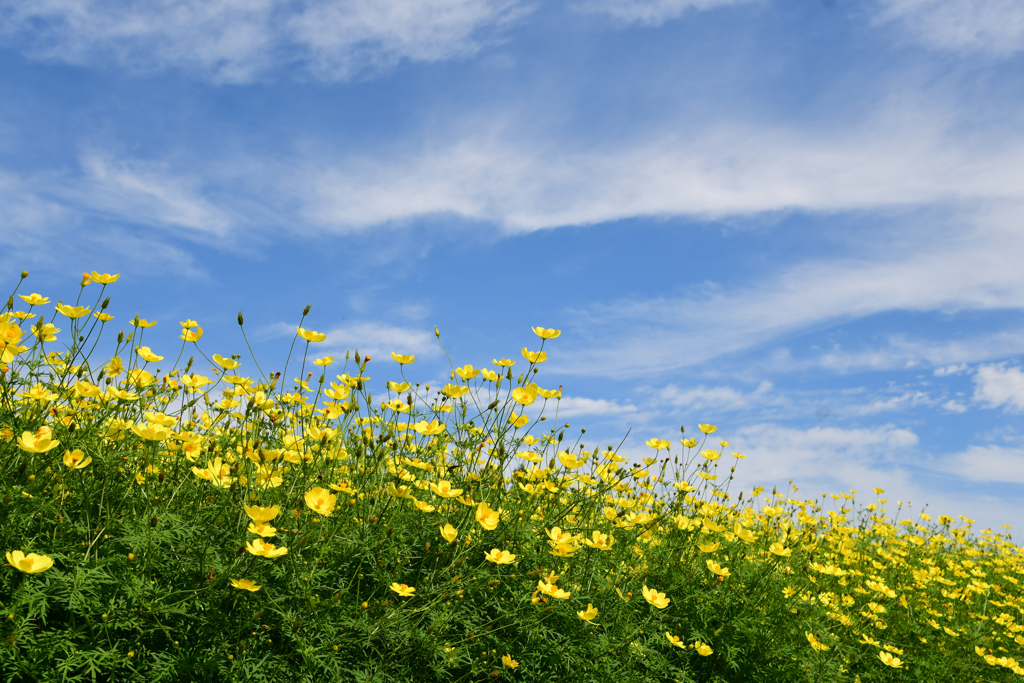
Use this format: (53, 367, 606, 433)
(805, 632, 829, 652)
(230, 578, 261, 592)
(878, 651, 903, 669)
(18, 426, 59, 453)
(390, 352, 414, 364)
(88, 271, 120, 284)
(136, 346, 163, 363)
(769, 543, 792, 558)
(694, 641, 713, 656)
(297, 327, 326, 343)
(698, 424, 717, 434)
(62, 449, 92, 470)
(244, 504, 281, 523)
(706, 560, 731, 577)
(430, 480, 464, 499)
(521, 348, 547, 363)
(642, 585, 670, 609)
(645, 438, 671, 450)
(583, 530, 615, 550)
(501, 654, 518, 669)
(246, 539, 287, 558)
(180, 326, 204, 343)
(484, 548, 516, 565)
(665, 632, 685, 648)
(577, 604, 598, 623)
(390, 582, 415, 597)
(212, 353, 240, 369)
(6, 550, 53, 574)
(475, 502, 500, 531)
(304, 486, 337, 516)
(532, 327, 561, 339)
(440, 523, 458, 543)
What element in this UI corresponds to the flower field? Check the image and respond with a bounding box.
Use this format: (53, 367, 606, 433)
(1, 271, 1022, 682)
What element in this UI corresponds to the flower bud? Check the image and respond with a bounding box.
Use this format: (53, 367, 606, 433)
(303, 304, 311, 316)
(237, 311, 244, 326)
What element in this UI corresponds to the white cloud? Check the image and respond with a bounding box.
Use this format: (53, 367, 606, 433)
(553, 395, 638, 418)
(842, 390, 935, 416)
(973, 364, 1024, 412)
(658, 381, 773, 411)
(934, 363, 968, 376)
(0, 0, 523, 82)
(574, 0, 756, 25)
(941, 399, 967, 413)
(942, 444, 1024, 484)
(874, 0, 1024, 56)
(321, 321, 439, 359)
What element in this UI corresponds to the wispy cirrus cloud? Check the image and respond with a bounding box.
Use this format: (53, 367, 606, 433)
(572, 0, 758, 25)
(874, 0, 1024, 56)
(973, 364, 1024, 412)
(0, 0, 525, 82)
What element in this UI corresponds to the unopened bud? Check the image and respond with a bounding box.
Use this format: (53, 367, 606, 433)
(303, 304, 311, 316)
(237, 311, 244, 326)
(20, 270, 28, 279)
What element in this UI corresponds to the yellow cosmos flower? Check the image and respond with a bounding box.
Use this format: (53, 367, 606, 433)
(18, 426, 59, 453)
(476, 502, 500, 531)
(429, 480, 464, 499)
(244, 504, 281, 523)
(805, 632, 829, 651)
(501, 655, 518, 669)
(577, 604, 599, 623)
(412, 498, 435, 513)
(19, 293, 50, 306)
(769, 543, 792, 558)
(642, 585, 670, 609)
(511, 387, 537, 406)
(645, 438, 671, 450)
(88, 271, 120, 284)
(387, 381, 411, 393)
(665, 632, 685, 648)
(31, 322, 59, 342)
(131, 317, 157, 328)
(440, 523, 458, 543)
(246, 539, 287, 558)
(699, 541, 721, 553)
(484, 548, 516, 564)
(508, 413, 529, 429)
(701, 449, 721, 461)
(62, 449, 92, 469)
(694, 641, 713, 656)
(521, 348, 547, 363)
(698, 424, 717, 434)
(390, 582, 415, 597)
(413, 420, 445, 436)
(583, 530, 615, 550)
(180, 326, 204, 342)
(304, 486, 337, 516)
(878, 651, 903, 669)
(212, 353, 240, 369)
(131, 423, 172, 441)
(493, 358, 515, 367)
(293, 326, 325, 343)
(442, 384, 470, 398)
(135, 346, 163, 363)
(387, 483, 414, 499)
(230, 578, 261, 592)
(6, 550, 54, 574)
(706, 560, 730, 577)
(453, 364, 480, 379)
(734, 525, 757, 543)
(531, 327, 561, 339)
(557, 451, 587, 469)
(247, 522, 277, 537)
(391, 352, 415, 364)
(55, 303, 91, 319)
(314, 355, 333, 366)
(480, 369, 500, 381)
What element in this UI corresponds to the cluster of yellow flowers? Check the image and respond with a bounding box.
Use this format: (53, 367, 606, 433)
(2, 271, 1022, 680)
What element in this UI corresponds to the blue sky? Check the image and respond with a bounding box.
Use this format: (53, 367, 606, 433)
(2, 0, 1024, 532)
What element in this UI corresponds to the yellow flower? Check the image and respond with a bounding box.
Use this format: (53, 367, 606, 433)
(698, 424, 717, 434)
(412, 498, 436, 513)
(387, 381, 411, 393)
(212, 353, 240, 369)
(699, 542, 721, 553)
(665, 632, 685, 648)
(88, 271, 120, 284)
(230, 578, 261, 592)
(583, 530, 615, 550)
(642, 585, 670, 609)
(245, 539, 288, 558)
(577, 604, 599, 623)
(55, 303, 91, 319)
(501, 654, 519, 669)
(304, 486, 337, 516)
(295, 326, 326, 342)
(694, 641, 713, 656)
(131, 423, 172, 441)
(493, 358, 515, 367)
(387, 483, 414, 498)
(805, 632, 829, 652)
(313, 355, 333, 366)
(413, 420, 445, 436)
(390, 582, 415, 597)
(706, 560, 730, 577)
(484, 548, 517, 565)
(62, 449, 92, 470)
(616, 587, 631, 602)
(878, 651, 903, 669)
(769, 543, 792, 558)
(442, 383, 470, 398)
(440, 523, 458, 543)
(701, 449, 721, 461)
(30, 322, 59, 342)
(508, 413, 529, 428)
(454, 364, 480, 379)
(247, 522, 277, 537)
(131, 317, 157, 328)
(180, 319, 199, 329)
(18, 426, 59, 453)
(645, 438, 671, 450)
(178, 326, 203, 342)
(557, 451, 587, 469)
(511, 387, 537, 406)
(480, 369, 500, 381)
(244, 504, 281, 523)
(5, 550, 53, 574)
(429, 480, 464, 499)
(18, 293, 49, 306)
(135, 346, 163, 363)
(391, 352, 415, 364)
(734, 525, 757, 543)
(476, 502, 500, 531)
(521, 348, 547, 363)
(532, 327, 561, 339)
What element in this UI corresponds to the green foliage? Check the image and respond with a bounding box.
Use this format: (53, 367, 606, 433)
(0, 272, 1021, 682)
